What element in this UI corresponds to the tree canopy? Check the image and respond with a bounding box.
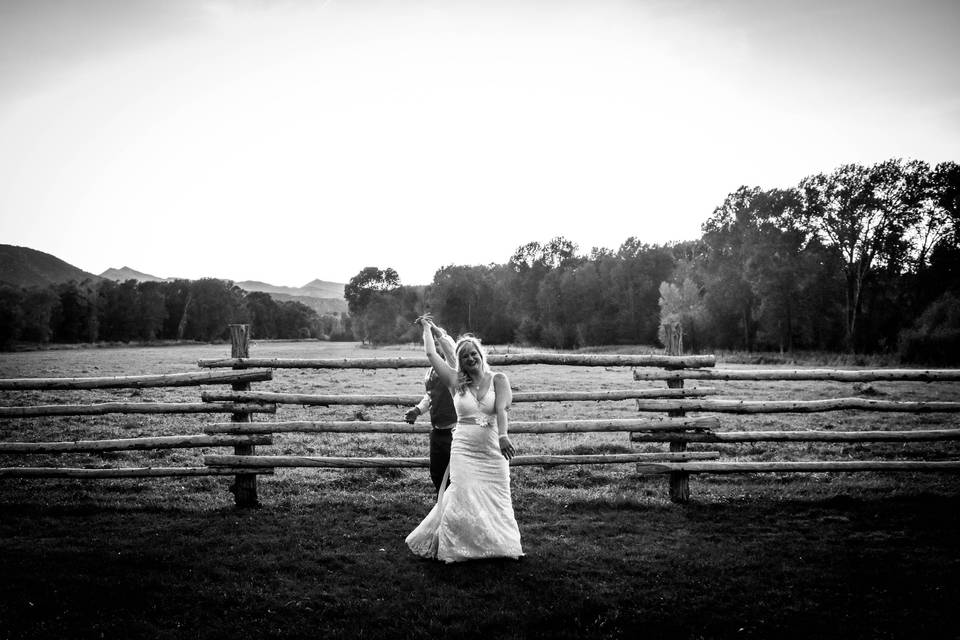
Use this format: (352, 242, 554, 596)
(5, 157, 957, 362)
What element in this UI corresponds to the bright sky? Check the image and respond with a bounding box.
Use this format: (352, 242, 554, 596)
(1, 0, 958, 286)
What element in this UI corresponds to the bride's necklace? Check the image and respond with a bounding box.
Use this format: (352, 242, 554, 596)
(470, 374, 490, 399)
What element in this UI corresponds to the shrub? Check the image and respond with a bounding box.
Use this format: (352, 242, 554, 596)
(898, 328, 960, 365)
(898, 292, 960, 365)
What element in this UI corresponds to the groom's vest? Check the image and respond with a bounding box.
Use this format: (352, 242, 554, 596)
(425, 370, 457, 428)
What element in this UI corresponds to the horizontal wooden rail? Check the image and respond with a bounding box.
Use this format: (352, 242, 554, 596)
(633, 368, 960, 382)
(629, 428, 960, 443)
(200, 388, 718, 406)
(0, 466, 275, 479)
(634, 461, 960, 474)
(202, 392, 422, 406)
(0, 369, 273, 391)
(0, 434, 273, 454)
(197, 353, 717, 370)
(0, 402, 277, 418)
(204, 451, 721, 468)
(631, 398, 960, 414)
(510, 452, 719, 466)
(510, 388, 718, 401)
(205, 416, 721, 435)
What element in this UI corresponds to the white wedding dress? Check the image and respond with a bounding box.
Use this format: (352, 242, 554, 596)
(406, 378, 523, 562)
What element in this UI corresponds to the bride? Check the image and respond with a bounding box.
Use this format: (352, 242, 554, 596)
(405, 317, 523, 562)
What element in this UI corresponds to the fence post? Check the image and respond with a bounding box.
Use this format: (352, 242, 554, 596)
(666, 323, 690, 503)
(229, 324, 258, 507)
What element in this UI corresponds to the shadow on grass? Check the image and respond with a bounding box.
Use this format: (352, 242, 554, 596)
(2, 487, 959, 640)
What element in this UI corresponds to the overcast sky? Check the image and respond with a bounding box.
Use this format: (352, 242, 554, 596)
(1, 0, 958, 286)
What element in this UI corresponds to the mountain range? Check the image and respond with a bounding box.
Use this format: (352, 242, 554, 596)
(99, 266, 166, 283)
(0, 244, 102, 288)
(0, 244, 347, 314)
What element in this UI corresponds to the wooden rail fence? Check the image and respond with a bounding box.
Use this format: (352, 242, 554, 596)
(3, 323, 960, 506)
(0, 365, 276, 483)
(194, 326, 960, 505)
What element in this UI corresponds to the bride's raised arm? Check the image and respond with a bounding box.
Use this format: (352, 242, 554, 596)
(420, 318, 457, 389)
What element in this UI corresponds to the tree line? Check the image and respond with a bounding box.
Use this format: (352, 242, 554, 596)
(4, 158, 956, 360)
(0, 277, 349, 348)
(345, 158, 959, 362)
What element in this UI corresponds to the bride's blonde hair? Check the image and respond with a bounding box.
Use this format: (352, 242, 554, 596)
(454, 334, 490, 395)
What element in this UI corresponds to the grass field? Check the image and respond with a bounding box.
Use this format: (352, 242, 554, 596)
(1, 341, 959, 639)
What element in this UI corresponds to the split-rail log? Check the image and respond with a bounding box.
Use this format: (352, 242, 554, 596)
(0, 369, 273, 391)
(630, 398, 960, 413)
(0, 434, 272, 454)
(205, 416, 721, 435)
(629, 428, 960, 443)
(0, 466, 275, 479)
(200, 388, 718, 406)
(634, 461, 960, 474)
(0, 402, 276, 418)
(197, 354, 717, 369)
(633, 368, 960, 382)
(204, 451, 722, 469)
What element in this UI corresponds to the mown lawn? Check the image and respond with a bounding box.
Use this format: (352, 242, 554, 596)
(1, 341, 959, 639)
(3, 481, 959, 639)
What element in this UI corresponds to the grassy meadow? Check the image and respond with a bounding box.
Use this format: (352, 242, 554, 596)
(1, 340, 959, 639)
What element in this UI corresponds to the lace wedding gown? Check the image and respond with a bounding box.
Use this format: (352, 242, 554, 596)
(406, 379, 523, 562)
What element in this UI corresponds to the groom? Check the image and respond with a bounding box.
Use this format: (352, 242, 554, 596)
(404, 323, 457, 492)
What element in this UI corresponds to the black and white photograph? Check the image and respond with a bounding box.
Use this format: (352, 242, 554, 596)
(1, 1, 958, 638)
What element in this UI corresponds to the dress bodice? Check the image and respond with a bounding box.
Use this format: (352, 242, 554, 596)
(453, 378, 496, 426)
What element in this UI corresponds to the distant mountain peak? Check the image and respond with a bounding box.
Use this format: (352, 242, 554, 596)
(237, 278, 346, 301)
(300, 279, 347, 298)
(0, 244, 348, 309)
(100, 266, 168, 282)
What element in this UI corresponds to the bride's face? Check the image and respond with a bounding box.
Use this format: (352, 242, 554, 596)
(458, 344, 482, 375)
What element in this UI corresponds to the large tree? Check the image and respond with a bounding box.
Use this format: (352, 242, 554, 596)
(742, 188, 808, 352)
(344, 267, 400, 317)
(275, 300, 319, 339)
(428, 264, 514, 342)
(506, 237, 581, 343)
(20, 287, 59, 344)
(344, 267, 412, 344)
(138, 281, 168, 341)
(246, 291, 279, 339)
(97, 279, 140, 342)
(657, 278, 704, 350)
(800, 160, 926, 351)
(700, 186, 764, 349)
(52, 281, 98, 343)
(180, 279, 248, 342)
(0, 285, 25, 348)
(611, 239, 675, 344)
(932, 161, 960, 241)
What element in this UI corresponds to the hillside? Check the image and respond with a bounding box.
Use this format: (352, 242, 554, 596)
(236, 279, 345, 300)
(268, 293, 347, 315)
(237, 279, 347, 315)
(0, 244, 101, 288)
(300, 279, 347, 299)
(95, 269, 347, 312)
(100, 266, 170, 282)
(0, 244, 347, 314)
